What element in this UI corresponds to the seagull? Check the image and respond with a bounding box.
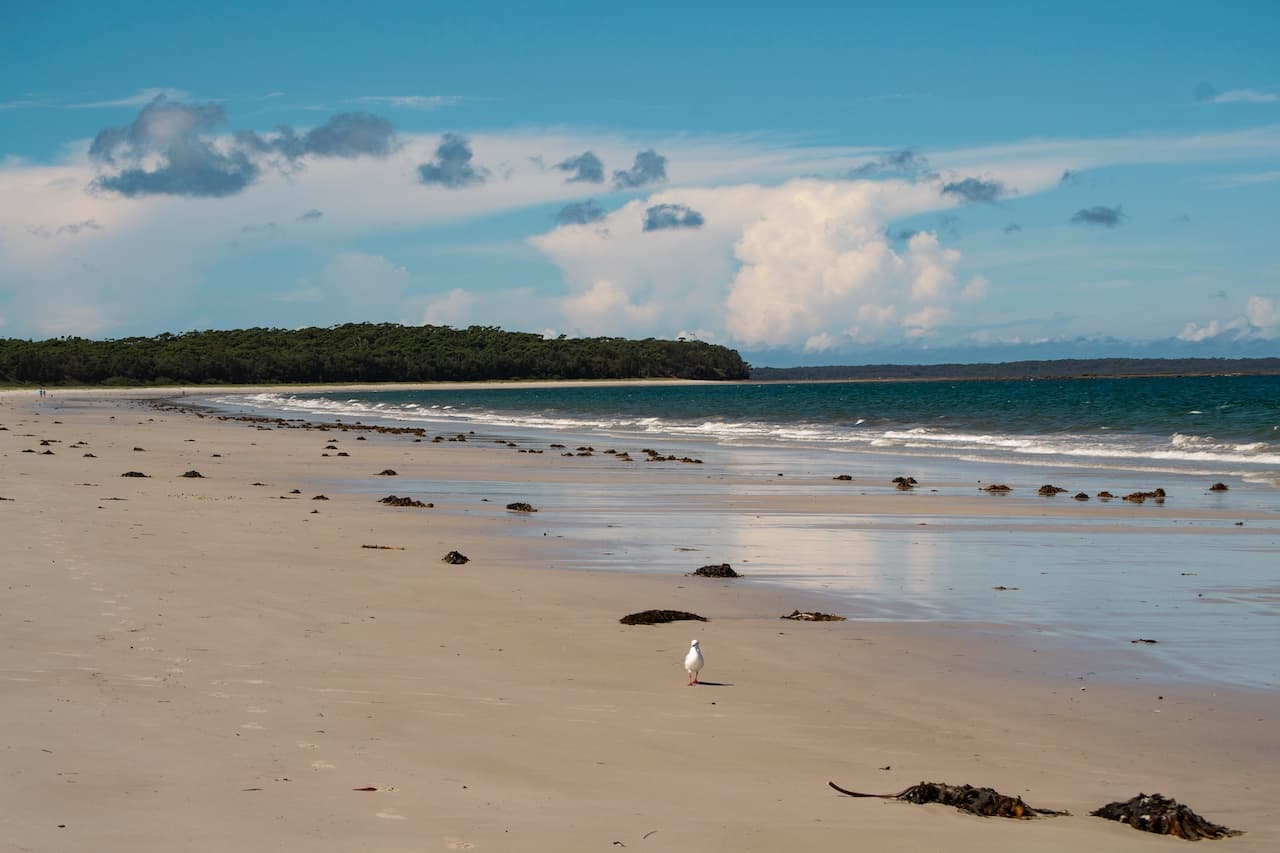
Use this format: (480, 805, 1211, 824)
(684, 639, 704, 686)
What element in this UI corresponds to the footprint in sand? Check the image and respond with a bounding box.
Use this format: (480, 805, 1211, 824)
(240, 722, 264, 730)
(246, 706, 267, 714)
(376, 810, 406, 821)
(310, 760, 335, 770)
(295, 741, 319, 750)
(444, 838, 475, 849)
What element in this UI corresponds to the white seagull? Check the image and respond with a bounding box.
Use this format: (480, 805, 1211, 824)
(684, 639, 704, 686)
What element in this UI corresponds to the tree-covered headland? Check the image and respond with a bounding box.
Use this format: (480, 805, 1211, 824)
(0, 323, 751, 386)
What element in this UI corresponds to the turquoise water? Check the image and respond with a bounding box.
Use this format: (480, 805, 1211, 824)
(211, 376, 1280, 690)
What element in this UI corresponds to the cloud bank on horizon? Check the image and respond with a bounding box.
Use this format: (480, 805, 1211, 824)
(2, 5, 1278, 364)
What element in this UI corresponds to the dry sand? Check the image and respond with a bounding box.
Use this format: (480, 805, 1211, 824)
(1, 390, 1276, 851)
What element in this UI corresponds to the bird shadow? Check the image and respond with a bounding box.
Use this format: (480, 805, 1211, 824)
(691, 681, 733, 687)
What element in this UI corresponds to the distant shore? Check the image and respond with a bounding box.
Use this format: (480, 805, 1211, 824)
(750, 356, 1280, 382)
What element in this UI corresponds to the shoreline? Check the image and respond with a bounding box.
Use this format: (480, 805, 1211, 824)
(0, 377, 711, 402)
(164, 393, 1280, 691)
(3, 391, 1277, 850)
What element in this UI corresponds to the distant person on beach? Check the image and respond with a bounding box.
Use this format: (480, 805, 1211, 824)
(38, 387, 45, 397)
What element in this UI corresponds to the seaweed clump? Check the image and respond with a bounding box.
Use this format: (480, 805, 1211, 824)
(781, 610, 846, 621)
(829, 780, 1067, 819)
(692, 563, 739, 578)
(1091, 793, 1242, 840)
(619, 610, 709, 626)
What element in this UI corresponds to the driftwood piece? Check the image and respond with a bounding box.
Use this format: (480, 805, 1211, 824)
(1091, 793, 1242, 840)
(781, 610, 846, 621)
(829, 780, 1067, 819)
(619, 610, 709, 626)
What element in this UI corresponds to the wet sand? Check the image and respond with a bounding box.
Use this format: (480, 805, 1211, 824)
(1, 390, 1276, 851)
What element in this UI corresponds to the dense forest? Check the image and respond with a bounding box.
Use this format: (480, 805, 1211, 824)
(0, 324, 750, 385)
(751, 357, 1280, 382)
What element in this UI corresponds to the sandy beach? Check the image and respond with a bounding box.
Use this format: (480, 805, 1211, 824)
(2, 389, 1277, 852)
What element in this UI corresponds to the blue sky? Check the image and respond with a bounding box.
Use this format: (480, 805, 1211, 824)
(2, 1, 1278, 365)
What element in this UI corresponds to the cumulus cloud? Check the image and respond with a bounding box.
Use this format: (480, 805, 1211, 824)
(89, 95, 259, 197)
(536, 178, 975, 349)
(556, 200, 607, 226)
(298, 208, 323, 222)
(554, 151, 604, 183)
(642, 203, 704, 231)
(1003, 222, 1023, 234)
(422, 287, 477, 325)
(1177, 296, 1280, 342)
(237, 112, 397, 159)
(940, 176, 1004, 204)
(1195, 82, 1279, 104)
(88, 96, 397, 197)
(612, 149, 667, 188)
(849, 149, 934, 179)
(1071, 204, 1125, 227)
(417, 133, 487, 188)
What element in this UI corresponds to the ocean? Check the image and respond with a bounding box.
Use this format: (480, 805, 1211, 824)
(208, 375, 1280, 690)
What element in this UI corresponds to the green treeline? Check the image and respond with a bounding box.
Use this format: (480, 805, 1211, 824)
(0, 324, 750, 386)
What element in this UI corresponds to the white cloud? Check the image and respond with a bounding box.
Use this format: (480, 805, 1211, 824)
(1212, 170, 1280, 189)
(1245, 295, 1279, 330)
(70, 88, 191, 109)
(2, 120, 1279, 344)
(803, 332, 838, 352)
(536, 178, 977, 350)
(1177, 295, 1280, 342)
(349, 95, 468, 110)
(422, 287, 477, 325)
(962, 274, 989, 301)
(1202, 89, 1279, 104)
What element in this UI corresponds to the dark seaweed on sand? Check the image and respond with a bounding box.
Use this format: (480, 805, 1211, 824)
(1091, 793, 1242, 840)
(828, 780, 1067, 819)
(619, 610, 709, 625)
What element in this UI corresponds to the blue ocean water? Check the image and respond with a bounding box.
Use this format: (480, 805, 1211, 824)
(221, 375, 1280, 486)
(209, 376, 1280, 690)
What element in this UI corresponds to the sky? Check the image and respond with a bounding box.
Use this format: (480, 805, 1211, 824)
(2, 1, 1278, 366)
